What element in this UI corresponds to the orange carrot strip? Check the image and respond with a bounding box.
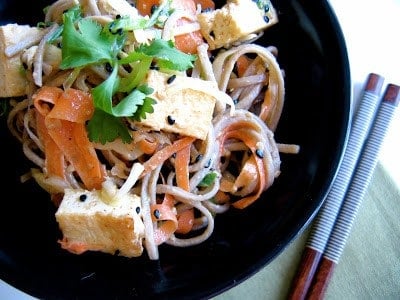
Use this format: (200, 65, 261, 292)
(136, 0, 160, 16)
(137, 0, 206, 54)
(142, 136, 196, 176)
(176, 208, 194, 234)
(193, 0, 215, 10)
(151, 204, 178, 245)
(218, 128, 267, 209)
(33, 87, 105, 190)
(33, 87, 58, 112)
(175, 143, 191, 192)
(137, 138, 158, 155)
(58, 238, 93, 255)
(174, 142, 195, 233)
(214, 190, 230, 204)
(174, 30, 204, 54)
(236, 55, 252, 77)
(163, 193, 175, 207)
(259, 82, 278, 122)
(46, 88, 94, 123)
(36, 111, 66, 179)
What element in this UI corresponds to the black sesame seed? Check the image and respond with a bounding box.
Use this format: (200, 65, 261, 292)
(116, 14, 121, 19)
(79, 194, 87, 202)
(151, 5, 159, 14)
(167, 74, 176, 84)
(204, 159, 212, 168)
(105, 62, 113, 73)
(264, 16, 270, 23)
(256, 149, 264, 159)
(201, 7, 212, 13)
(136, 207, 141, 214)
(167, 115, 176, 125)
(153, 209, 161, 219)
(195, 154, 203, 163)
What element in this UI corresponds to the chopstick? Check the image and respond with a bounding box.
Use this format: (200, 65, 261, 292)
(287, 73, 385, 300)
(306, 82, 400, 299)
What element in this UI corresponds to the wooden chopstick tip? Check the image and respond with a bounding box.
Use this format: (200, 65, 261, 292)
(365, 73, 385, 94)
(382, 83, 400, 105)
(286, 247, 322, 300)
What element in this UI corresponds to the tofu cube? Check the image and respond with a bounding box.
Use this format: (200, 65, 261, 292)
(198, 0, 278, 50)
(55, 185, 145, 257)
(0, 24, 42, 98)
(139, 70, 218, 140)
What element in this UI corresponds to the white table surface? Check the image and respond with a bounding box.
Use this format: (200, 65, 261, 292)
(1, 0, 400, 299)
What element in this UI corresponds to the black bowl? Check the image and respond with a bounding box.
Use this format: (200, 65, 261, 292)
(0, 0, 351, 299)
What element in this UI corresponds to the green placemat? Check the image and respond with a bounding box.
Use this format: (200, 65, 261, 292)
(214, 162, 400, 299)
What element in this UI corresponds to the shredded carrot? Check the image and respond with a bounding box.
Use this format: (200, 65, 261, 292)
(174, 142, 195, 233)
(176, 208, 194, 234)
(174, 30, 205, 54)
(137, 138, 158, 155)
(33, 86, 105, 190)
(214, 190, 230, 204)
(36, 111, 66, 179)
(236, 55, 252, 77)
(142, 136, 196, 176)
(175, 143, 191, 192)
(193, 0, 215, 10)
(58, 238, 93, 254)
(259, 82, 278, 122)
(151, 203, 178, 245)
(135, 0, 160, 16)
(218, 125, 268, 209)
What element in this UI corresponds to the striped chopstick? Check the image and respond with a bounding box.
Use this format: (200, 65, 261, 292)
(287, 73, 385, 300)
(306, 83, 400, 299)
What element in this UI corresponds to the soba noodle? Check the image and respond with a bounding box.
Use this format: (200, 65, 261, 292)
(4, 0, 299, 259)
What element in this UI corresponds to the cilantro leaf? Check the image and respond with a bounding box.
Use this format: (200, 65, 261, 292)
(87, 109, 132, 144)
(92, 67, 154, 117)
(132, 96, 156, 121)
(118, 56, 152, 93)
(136, 39, 196, 71)
(107, 16, 149, 33)
(198, 172, 218, 188)
(60, 9, 125, 69)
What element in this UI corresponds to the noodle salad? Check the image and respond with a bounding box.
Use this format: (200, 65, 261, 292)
(1, 0, 299, 260)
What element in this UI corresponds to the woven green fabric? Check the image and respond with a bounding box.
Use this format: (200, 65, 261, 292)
(214, 162, 400, 299)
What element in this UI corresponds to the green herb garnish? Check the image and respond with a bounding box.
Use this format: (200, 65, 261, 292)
(57, 6, 197, 144)
(198, 172, 218, 188)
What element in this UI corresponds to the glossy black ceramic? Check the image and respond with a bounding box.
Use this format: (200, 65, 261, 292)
(0, 0, 351, 299)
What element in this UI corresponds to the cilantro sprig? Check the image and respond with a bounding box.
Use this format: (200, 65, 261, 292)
(57, 6, 196, 144)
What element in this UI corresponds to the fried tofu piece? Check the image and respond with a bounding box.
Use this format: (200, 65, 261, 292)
(197, 0, 278, 50)
(55, 180, 145, 257)
(139, 70, 219, 140)
(0, 24, 42, 98)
